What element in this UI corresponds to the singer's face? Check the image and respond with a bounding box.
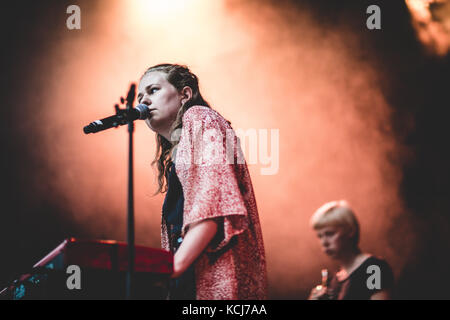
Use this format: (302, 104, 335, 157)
(315, 226, 350, 260)
(138, 71, 183, 138)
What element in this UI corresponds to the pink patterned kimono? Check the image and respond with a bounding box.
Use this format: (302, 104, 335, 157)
(161, 105, 268, 300)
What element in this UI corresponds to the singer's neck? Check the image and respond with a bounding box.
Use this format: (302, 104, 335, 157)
(337, 250, 371, 280)
(160, 130, 173, 144)
(338, 247, 362, 270)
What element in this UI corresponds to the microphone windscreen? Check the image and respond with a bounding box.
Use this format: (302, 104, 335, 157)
(135, 104, 151, 119)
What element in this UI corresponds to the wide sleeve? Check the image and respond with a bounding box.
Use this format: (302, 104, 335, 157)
(175, 106, 249, 252)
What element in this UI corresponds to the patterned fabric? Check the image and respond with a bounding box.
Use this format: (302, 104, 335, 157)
(161, 105, 268, 300)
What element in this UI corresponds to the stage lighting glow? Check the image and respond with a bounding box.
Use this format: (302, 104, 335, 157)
(124, 0, 208, 30)
(133, 0, 190, 17)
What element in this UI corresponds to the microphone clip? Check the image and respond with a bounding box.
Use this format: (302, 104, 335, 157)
(111, 103, 131, 128)
(113, 83, 137, 127)
(83, 83, 137, 134)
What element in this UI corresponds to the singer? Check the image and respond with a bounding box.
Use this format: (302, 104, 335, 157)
(308, 201, 394, 300)
(137, 64, 267, 300)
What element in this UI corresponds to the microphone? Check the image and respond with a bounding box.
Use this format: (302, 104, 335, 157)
(83, 104, 151, 134)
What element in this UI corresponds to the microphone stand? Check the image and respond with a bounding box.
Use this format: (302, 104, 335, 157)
(124, 84, 136, 300)
(84, 83, 137, 299)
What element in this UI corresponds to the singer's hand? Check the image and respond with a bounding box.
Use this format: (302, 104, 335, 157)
(308, 285, 329, 300)
(170, 219, 218, 279)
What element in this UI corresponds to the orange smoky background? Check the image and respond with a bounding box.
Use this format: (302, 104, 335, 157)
(1, 0, 449, 299)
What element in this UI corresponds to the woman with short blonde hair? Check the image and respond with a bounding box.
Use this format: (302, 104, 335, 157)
(310, 200, 360, 246)
(309, 200, 394, 300)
